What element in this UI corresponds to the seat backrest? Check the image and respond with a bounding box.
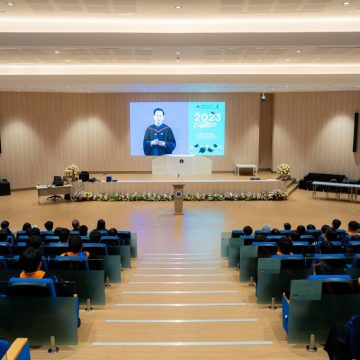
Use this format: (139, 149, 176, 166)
(100, 236, 120, 246)
(231, 230, 244, 238)
(7, 277, 56, 297)
(54, 255, 89, 270)
(82, 243, 108, 255)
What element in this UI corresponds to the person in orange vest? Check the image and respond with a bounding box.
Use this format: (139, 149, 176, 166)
(276, 237, 293, 255)
(19, 247, 47, 278)
(61, 235, 89, 258)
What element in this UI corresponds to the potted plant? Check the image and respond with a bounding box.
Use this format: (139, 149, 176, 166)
(64, 163, 80, 182)
(276, 163, 291, 181)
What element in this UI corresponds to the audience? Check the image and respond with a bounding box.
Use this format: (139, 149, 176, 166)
(296, 225, 306, 236)
(283, 222, 291, 231)
(61, 235, 89, 258)
(243, 226, 253, 236)
(78, 225, 88, 236)
(44, 221, 54, 231)
(276, 237, 293, 255)
(72, 219, 80, 231)
(332, 218, 342, 230)
(0, 220, 14, 241)
(19, 248, 47, 279)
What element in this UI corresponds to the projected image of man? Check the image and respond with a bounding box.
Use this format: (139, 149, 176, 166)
(143, 108, 176, 156)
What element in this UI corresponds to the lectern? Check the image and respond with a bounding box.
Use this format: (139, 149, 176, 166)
(172, 184, 185, 215)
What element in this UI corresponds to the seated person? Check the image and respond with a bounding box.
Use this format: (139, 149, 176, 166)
(318, 224, 332, 241)
(71, 219, 80, 231)
(22, 222, 32, 236)
(91, 219, 108, 234)
(283, 222, 291, 231)
(270, 228, 281, 236)
(27, 235, 42, 250)
(243, 226, 253, 236)
(314, 241, 346, 275)
(348, 220, 360, 236)
(19, 248, 48, 279)
(332, 218, 342, 231)
(289, 230, 300, 242)
(296, 225, 307, 236)
(315, 229, 338, 252)
(54, 227, 70, 243)
(108, 227, 118, 236)
(28, 227, 40, 237)
(276, 237, 293, 255)
(78, 224, 88, 236)
(0, 230, 8, 242)
(44, 220, 54, 231)
(306, 224, 316, 230)
(1, 220, 14, 242)
(61, 235, 89, 258)
(89, 231, 101, 243)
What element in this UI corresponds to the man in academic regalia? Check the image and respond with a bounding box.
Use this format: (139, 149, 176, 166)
(143, 108, 176, 156)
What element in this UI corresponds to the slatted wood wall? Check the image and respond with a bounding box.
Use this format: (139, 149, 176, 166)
(0, 92, 260, 188)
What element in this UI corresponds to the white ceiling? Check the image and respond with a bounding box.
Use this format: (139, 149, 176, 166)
(0, 0, 359, 93)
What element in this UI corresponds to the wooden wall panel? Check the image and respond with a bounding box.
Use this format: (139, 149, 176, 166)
(0, 92, 260, 189)
(273, 92, 360, 180)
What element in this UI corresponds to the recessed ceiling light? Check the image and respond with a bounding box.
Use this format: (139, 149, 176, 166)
(343, 1, 351, 5)
(175, 5, 183, 9)
(176, 51, 180, 55)
(296, 50, 301, 53)
(6, 1, 14, 6)
(54, 50, 60, 54)
(65, 59, 70, 62)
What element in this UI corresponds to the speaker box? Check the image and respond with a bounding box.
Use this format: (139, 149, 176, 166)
(0, 181, 10, 196)
(79, 171, 90, 182)
(353, 112, 359, 152)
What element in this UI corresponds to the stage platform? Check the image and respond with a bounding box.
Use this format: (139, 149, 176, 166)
(72, 171, 285, 194)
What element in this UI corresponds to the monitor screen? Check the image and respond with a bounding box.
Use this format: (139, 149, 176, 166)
(129, 101, 226, 156)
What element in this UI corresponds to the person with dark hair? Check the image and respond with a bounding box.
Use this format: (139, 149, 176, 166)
(108, 228, 118, 236)
(332, 218, 342, 230)
(44, 221, 54, 231)
(276, 237, 293, 255)
(19, 248, 47, 278)
(270, 228, 280, 236)
(143, 108, 176, 156)
(283, 223, 291, 231)
(29, 227, 40, 237)
(254, 234, 266, 242)
(348, 221, 360, 235)
(243, 226, 253, 236)
(22, 222, 32, 235)
(61, 235, 89, 258)
(89, 231, 101, 243)
(27, 235, 42, 250)
(296, 225, 306, 236)
(316, 229, 338, 251)
(54, 227, 70, 243)
(306, 224, 316, 230)
(72, 219, 80, 231)
(0, 230, 8, 242)
(96, 219, 107, 231)
(1, 220, 14, 241)
(78, 225, 88, 236)
(289, 230, 300, 242)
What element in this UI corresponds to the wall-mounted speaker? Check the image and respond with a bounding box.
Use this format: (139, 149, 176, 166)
(353, 112, 359, 152)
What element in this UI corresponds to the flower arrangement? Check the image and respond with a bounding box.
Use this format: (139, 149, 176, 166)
(71, 190, 287, 202)
(64, 163, 80, 182)
(276, 163, 291, 180)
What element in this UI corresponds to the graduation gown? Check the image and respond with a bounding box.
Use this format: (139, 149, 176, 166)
(143, 123, 176, 156)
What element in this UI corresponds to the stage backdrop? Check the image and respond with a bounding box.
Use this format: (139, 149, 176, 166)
(0, 92, 260, 189)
